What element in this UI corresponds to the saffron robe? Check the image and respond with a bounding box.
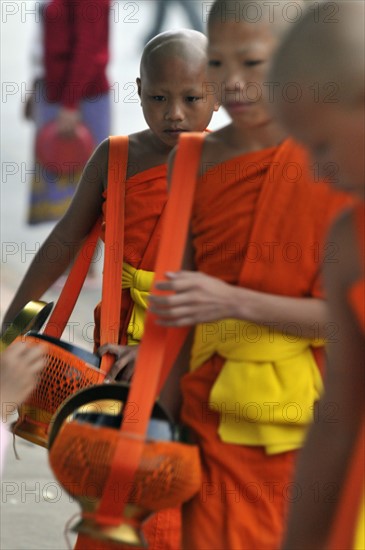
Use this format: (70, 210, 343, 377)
(77, 164, 181, 550)
(94, 164, 167, 349)
(179, 137, 352, 550)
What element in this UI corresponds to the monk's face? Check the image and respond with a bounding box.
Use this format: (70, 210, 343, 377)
(207, 18, 277, 128)
(137, 56, 219, 148)
(281, 99, 365, 197)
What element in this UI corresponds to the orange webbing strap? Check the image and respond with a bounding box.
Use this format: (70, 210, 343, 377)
(328, 420, 365, 549)
(99, 136, 128, 375)
(43, 220, 101, 339)
(95, 133, 205, 526)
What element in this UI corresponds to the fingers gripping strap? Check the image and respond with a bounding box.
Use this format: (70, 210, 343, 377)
(96, 133, 205, 525)
(43, 219, 102, 338)
(100, 136, 129, 374)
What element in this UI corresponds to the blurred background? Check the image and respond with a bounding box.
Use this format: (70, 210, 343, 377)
(1, 0, 229, 335)
(1, 2, 228, 549)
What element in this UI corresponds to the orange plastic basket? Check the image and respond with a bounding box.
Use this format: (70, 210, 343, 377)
(11, 137, 128, 450)
(48, 385, 201, 547)
(13, 332, 104, 447)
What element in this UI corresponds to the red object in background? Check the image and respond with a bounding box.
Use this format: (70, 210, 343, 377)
(36, 120, 95, 174)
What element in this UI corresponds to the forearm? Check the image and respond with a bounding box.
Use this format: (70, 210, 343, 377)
(282, 394, 362, 550)
(2, 228, 80, 329)
(230, 286, 328, 339)
(152, 272, 328, 336)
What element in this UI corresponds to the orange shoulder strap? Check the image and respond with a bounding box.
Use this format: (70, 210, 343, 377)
(99, 136, 128, 373)
(43, 219, 101, 338)
(43, 136, 129, 379)
(96, 132, 205, 525)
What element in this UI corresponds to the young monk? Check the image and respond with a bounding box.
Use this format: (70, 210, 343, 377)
(269, 2, 364, 548)
(2, 29, 218, 550)
(148, 2, 354, 548)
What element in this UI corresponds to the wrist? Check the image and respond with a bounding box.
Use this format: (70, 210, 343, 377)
(227, 284, 249, 320)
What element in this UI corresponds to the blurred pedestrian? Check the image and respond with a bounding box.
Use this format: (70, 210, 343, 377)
(144, 0, 203, 44)
(26, 0, 111, 225)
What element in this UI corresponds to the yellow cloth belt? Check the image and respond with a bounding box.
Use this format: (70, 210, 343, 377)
(191, 319, 324, 454)
(355, 496, 365, 550)
(121, 262, 154, 345)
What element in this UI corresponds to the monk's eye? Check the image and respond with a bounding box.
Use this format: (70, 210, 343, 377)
(151, 96, 166, 101)
(208, 59, 221, 68)
(244, 60, 264, 67)
(186, 96, 202, 103)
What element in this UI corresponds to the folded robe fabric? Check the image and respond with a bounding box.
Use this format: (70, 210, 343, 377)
(188, 137, 350, 449)
(191, 319, 323, 454)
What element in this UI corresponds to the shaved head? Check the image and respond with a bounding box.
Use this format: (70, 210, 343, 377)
(267, 1, 365, 193)
(140, 29, 208, 79)
(208, 0, 306, 38)
(270, 1, 365, 106)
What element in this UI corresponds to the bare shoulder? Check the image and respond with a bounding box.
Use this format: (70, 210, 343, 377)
(90, 137, 109, 163)
(201, 126, 232, 167)
(85, 137, 109, 191)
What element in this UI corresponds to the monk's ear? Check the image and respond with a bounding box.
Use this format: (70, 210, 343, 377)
(136, 78, 142, 100)
(213, 100, 220, 112)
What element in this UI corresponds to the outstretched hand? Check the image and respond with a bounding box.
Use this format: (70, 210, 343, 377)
(149, 271, 239, 326)
(1, 342, 46, 420)
(98, 344, 139, 383)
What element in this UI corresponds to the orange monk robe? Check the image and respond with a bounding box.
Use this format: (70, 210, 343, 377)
(76, 164, 181, 550)
(94, 164, 168, 349)
(179, 138, 352, 550)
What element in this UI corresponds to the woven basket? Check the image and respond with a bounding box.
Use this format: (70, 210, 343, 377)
(13, 332, 103, 447)
(48, 384, 201, 547)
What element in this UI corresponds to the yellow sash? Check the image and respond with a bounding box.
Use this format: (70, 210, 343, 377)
(191, 319, 324, 454)
(121, 262, 154, 345)
(354, 496, 365, 549)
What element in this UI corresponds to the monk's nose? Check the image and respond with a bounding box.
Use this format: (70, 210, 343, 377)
(223, 77, 244, 99)
(164, 101, 184, 121)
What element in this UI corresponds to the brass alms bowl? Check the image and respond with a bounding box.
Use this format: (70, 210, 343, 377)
(48, 384, 201, 547)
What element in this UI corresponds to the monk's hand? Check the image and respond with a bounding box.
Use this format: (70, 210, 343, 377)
(149, 271, 237, 326)
(98, 344, 139, 383)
